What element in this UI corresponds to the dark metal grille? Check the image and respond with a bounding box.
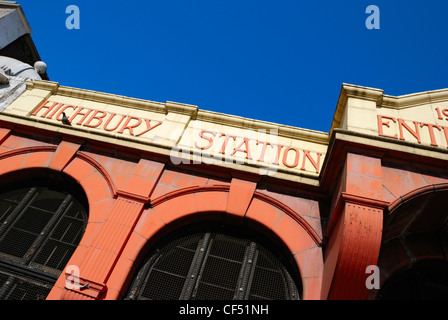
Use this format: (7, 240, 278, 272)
(126, 226, 300, 300)
(0, 184, 88, 300)
(0, 261, 55, 300)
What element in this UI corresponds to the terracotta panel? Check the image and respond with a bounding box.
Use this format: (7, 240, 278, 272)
(22, 151, 52, 169)
(49, 141, 81, 172)
(0, 128, 11, 145)
(195, 191, 228, 213)
(133, 209, 166, 241)
(63, 157, 98, 183)
(346, 172, 383, 200)
(0, 154, 25, 175)
(120, 232, 150, 262)
(81, 151, 137, 177)
(344, 153, 384, 201)
(69, 196, 145, 291)
(80, 222, 106, 250)
(382, 166, 430, 199)
(92, 222, 131, 254)
(245, 197, 284, 229)
(109, 173, 129, 191)
(158, 169, 178, 185)
(206, 178, 229, 186)
(87, 198, 116, 224)
(133, 158, 165, 178)
(263, 190, 319, 218)
(273, 214, 317, 255)
(226, 178, 256, 219)
(293, 246, 323, 279)
(152, 193, 198, 225)
(46, 284, 66, 300)
(421, 173, 448, 185)
(108, 198, 144, 227)
(0, 135, 51, 149)
(121, 159, 164, 201)
(79, 171, 114, 204)
(122, 175, 157, 200)
(104, 255, 134, 299)
(81, 247, 117, 281)
(301, 277, 323, 300)
(150, 183, 179, 201)
(175, 172, 208, 188)
(325, 203, 383, 300)
(346, 153, 381, 177)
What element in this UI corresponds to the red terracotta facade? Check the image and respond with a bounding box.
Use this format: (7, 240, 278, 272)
(1, 1, 447, 302)
(1, 95, 447, 300)
(0, 125, 323, 299)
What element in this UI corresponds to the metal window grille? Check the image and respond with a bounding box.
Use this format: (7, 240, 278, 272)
(126, 226, 300, 300)
(0, 184, 88, 300)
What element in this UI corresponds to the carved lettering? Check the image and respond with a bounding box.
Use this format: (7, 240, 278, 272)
(378, 110, 448, 149)
(30, 100, 163, 138)
(191, 129, 322, 174)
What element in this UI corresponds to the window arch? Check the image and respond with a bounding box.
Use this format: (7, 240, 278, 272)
(125, 223, 301, 300)
(0, 180, 88, 300)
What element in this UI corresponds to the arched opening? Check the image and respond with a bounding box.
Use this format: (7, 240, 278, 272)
(376, 184, 448, 300)
(125, 222, 301, 300)
(0, 170, 89, 300)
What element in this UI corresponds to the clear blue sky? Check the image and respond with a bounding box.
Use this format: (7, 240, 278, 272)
(17, 1, 448, 133)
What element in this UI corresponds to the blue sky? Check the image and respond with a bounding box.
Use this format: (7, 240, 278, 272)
(17, 1, 448, 133)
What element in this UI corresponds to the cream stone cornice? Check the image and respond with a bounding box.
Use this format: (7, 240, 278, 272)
(5, 80, 448, 187)
(330, 83, 383, 134)
(195, 109, 329, 145)
(331, 83, 448, 134)
(26, 80, 329, 145)
(0, 111, 322, 186)
(381, 88, 448, 109)
(26, 80, 167, 114)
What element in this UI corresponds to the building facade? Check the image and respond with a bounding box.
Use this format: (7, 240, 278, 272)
(0, 2, 448, 301)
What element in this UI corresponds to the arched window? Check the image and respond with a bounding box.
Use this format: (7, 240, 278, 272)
(126, 224, 300, 300)
(0, 181, 88, 300)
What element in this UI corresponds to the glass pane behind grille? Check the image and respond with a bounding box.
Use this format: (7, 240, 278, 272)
(127, 227, 300, 300)
(0, 199, 15, 223)
(141, 270, 186, 300)
(31, 200, 88, 276)
(209, 234, 247, 261)
(0, 184, 88, 300)
(139, 235, 201, 300)
(0, 228, 37, 259)
(1, 188, 29, 203)
(155, 249, 196, 277)
(199, 255, 242, 292)
(0, 268, 53, 300)
(31, 189, 65, 212)
(31, 239, 75, 275)
(249, 247, 288, 299)
(15, 207, 53, 234)
(194, 283, 235, 300)
(50, 216, 85, 244)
